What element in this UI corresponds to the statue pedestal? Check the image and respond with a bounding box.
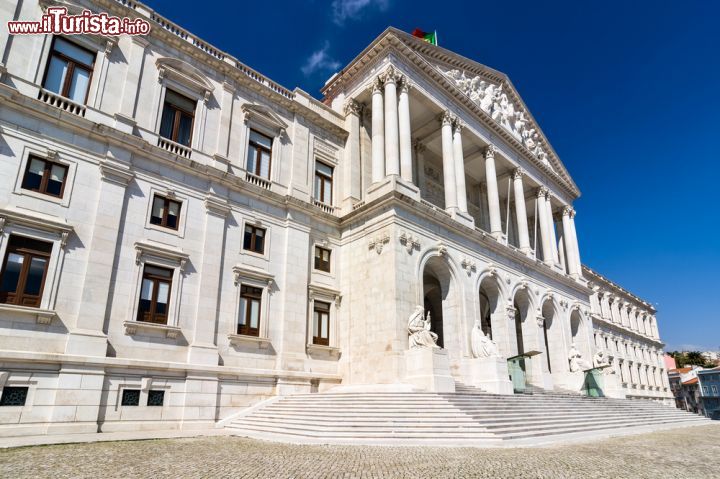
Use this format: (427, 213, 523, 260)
(600, 371, 626, 399)
(461, 357, 513, 395)
(404, 348, 455, 393)
(552, 371, 586, 392)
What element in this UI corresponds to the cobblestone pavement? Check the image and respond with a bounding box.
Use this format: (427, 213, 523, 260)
(1, 425, 719, 479)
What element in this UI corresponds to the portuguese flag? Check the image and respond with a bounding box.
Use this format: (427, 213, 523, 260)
(412, 28, 438, 46)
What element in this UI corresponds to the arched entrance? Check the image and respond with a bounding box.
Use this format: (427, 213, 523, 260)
(541, 299, 566, 374)
(419, 255, 461, 355)
(570, 309, 590, 360)
(512, 288, 533, 357)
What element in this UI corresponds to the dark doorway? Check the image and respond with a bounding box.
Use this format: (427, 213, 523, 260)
(423, 274, 444, 349)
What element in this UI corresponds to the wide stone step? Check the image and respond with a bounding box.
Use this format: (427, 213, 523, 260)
(229, 420, 492, 435)
(488, 416, 706, 434)
(226, 424, 495, 439)
(497, 418, 707, 439)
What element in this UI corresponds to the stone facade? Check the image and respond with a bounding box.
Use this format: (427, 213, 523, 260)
(0, 0, 672, 437)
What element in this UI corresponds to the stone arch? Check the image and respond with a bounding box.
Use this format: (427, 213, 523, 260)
(416, 247, 464, 357)
(476, 272, 508, 356)
(511, 285, 535, 357)
(569, 305, 592, 360)
(540, 296, 566, 374)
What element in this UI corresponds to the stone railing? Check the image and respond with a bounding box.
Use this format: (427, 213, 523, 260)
(37, 89, 86, 117)
(245, 171, 271, 190)
(157, 137, 192, 158)
(352, 200, 366, 211)
(313, 200, 337, 215)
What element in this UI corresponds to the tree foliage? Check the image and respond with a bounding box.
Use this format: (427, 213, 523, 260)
(668, 351, 716, 369)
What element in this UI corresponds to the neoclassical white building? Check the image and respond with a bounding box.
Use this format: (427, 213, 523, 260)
(0, 0, 672, 437)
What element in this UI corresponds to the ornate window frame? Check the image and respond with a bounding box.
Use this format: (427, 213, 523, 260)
(306, 283, 341, 358)
(124, 241, 188, 339)
(12, 145, 76, 207)
(0, 207, 73, 324)
(240, 103, 287, 182)
(143, 187, 189, 238)
(229, 264, 274, 348)
(153, 58, 214, 150)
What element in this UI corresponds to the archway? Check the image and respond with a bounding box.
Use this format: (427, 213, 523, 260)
(570, 309, 590, 360)
(512, 288, 534, 357)
(478, 277, 504, 341)
(541, 299, 566, 374)
(420, 255, 460, 352)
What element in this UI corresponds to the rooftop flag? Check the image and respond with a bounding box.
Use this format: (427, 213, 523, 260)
(412, 28, 437, 46)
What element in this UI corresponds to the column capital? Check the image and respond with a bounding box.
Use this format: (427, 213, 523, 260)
(484, 145, 496, 160)
(399, 77, 411, 93)
(440, 110, 454, 126)
(381, 65, 399, 85)
(512, 167, 524, 180)
(453, 118, 464, 132)
(536, 186, 549, 198)
(369, 76, 383, 93)
(562, 205, 573, 216)
(343, 98, 363, 117)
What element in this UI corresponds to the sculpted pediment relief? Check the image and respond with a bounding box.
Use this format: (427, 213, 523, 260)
(441, 68, 554, 173)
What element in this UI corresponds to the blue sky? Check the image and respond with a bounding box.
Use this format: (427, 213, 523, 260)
(143, 0, 719, 351)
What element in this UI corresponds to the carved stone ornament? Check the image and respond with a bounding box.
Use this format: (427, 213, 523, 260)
(343, 98, 362, 117)
(398, 231, 420, 254)
(368, 233, 390, 254)
(512, 168, 524, 180)
(436, 241, 448, 257)
(461, 258, 476, 276)
(381, 65, 399, 85)
(536, 315, 546, 327)
(370, 76, 383, 93)
(441, 68, 554, 171)
(440, 110, 454, 126)
(537, 186, 549, 198)
(506, 306, 517, 321)
(485, 145, 496, 160)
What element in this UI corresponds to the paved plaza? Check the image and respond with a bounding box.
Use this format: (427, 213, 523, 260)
(0, 424, 718, 478)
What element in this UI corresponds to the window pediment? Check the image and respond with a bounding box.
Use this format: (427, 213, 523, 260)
(134, 240, 189, 271)
(0, 207, 73, 240)
(232, 264, 274, 286)
(156, 57, 214, 101)
(241, 103, 288, 134)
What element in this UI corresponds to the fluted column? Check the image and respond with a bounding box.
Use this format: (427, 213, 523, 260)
(440, 112, 457, 211)
(452, 121, 468, 213)
(484, 146, 503, 239)
(545, 196, 559, 265)
(383, 67, 400, 176)
(537, 187, 553, 265)
(561, 206, 579, 277)
(398, 79, 413, 183)
(512, 169, 531, 253)
(343, 99, 362, 202)
(370, 78, 385, 183)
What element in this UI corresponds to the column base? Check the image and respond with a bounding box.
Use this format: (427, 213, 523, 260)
(451, 210, 475, 229)
(404, 348, 455, 393)
(366, 175, 421, 203)
(460, 357, 513, 395)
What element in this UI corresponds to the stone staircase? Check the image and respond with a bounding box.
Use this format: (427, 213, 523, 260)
(224, 385, 709, 446)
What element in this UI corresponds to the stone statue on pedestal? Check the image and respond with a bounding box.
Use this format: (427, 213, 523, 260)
(470, 318, 499, 358)
(568, 342, 593, 372)
(593, 349, 615, 374)
(408, 305, 439, 349)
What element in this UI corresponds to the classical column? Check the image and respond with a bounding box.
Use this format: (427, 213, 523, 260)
(556, 217, 566, 271)
(537, 187, 553, 265)
(484, 146, 503, 239)
(567, 208, 582, 276)
(440, 111, 458, 211)
(343, 99, 362, 203)
(545, 197, 559, 265)
(452, 120, 468, 213)
(398, 79, 413, 183)
(370, 77, 385, 183)
(383, 67, 400, 177)
(414, 140, 426, 191)
(561, 206, 579, 277)
(512, 168, 531, 253)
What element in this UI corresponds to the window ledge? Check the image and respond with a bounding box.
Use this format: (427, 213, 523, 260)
(306, 343, 341, 358)
(228, 333, 271, 349)
(123, 320, 181, 339)
(0, 303, 56, 324)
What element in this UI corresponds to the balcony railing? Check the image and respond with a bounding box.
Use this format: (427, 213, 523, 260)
(37, 89, 86, 117)
(157, 137, 192, 158)
(245, 171, 271, 190)
(313, 200, 336, 215)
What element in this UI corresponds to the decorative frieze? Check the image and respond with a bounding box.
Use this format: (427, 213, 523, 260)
(398, 231, 420, 254)
(368, 232, 390, 254)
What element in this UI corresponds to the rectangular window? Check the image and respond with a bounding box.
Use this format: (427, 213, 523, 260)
(43, 37, 95, 103)
(704, 386, 709, 395)
(246, 130, 272, 179)
(149, 195, 182, 230)
(238, 285, 262, 336)
(21, 156, 69, 198)
(243, 225, 266, 254)
(313, 301, 330, 346)
(159, 89, 195, 147)
(0, 386, 28, 406)
(147, 390, 165, 406)
(137, 265, 173, 324)
(121, 389, 140, 406)
(713, 386, 718, 395)
(314, 246, 331, 273)
(0, 235, 53, 308)
(314, 162, 333, 204)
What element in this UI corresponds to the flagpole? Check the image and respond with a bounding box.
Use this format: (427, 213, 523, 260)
(435, 30, 438, 46)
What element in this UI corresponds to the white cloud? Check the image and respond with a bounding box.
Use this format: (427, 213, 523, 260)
(301, 43, 341, 76)
(331, 0, 389, 25)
